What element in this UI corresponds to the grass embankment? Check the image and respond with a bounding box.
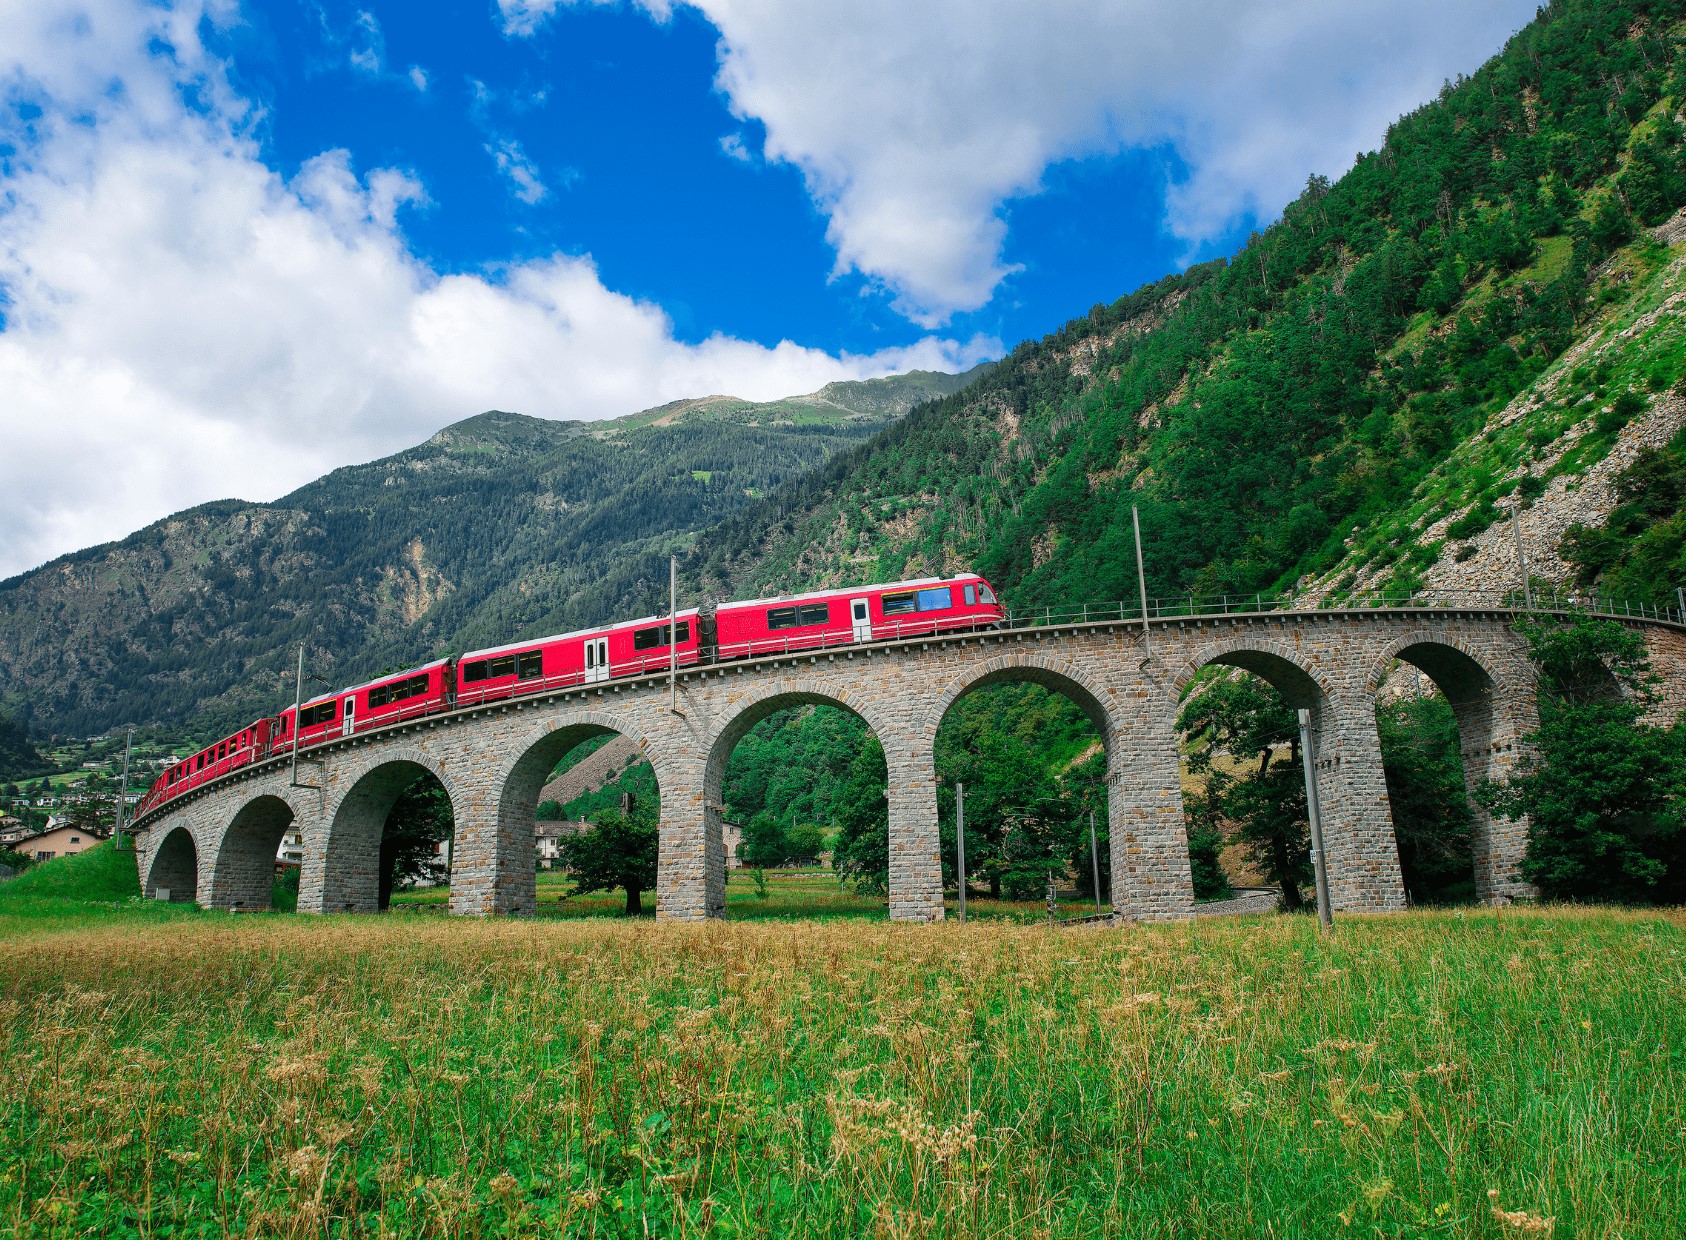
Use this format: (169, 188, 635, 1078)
(0, 841, 196, 932)
(2, 888, 1683, 1238)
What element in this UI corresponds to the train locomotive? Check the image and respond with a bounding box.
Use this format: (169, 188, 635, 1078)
(138, 572, 1003, 817)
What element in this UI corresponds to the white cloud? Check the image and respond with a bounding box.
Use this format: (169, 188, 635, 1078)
(718, 131, 752, 164)
(407, 64, 428, 92)
(503, 0, 1538, 325)
(486, 137, 548, 204)
(0, 0, 990, 578)
(346, 9, 383, 75)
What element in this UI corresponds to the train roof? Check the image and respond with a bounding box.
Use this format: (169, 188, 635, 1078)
(459, 609, 702, 663)
(722, 573, 986, 611)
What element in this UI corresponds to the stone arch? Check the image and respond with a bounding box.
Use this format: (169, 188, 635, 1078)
(1364, 630, 1501, 702)
(1174, 632, 1406, 914)
(916, 651, 1117, 749)
(703, 679, 902, 918)
(205, 791, 302, 912)
(144, 823, 199, 903)
(1365, 630, 1534, 904)
(704, 680, 897, 810)
(1173, 636, 1331, 709)
(308, 747, 461, 915)
(475, 711, 670, 918)
(916, 650, 1123, 912)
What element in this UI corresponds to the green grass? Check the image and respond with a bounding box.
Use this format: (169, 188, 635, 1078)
(390, 869, 1114, 924)
(2, 861, 1684, 1237)
(0, 841, 197, 931)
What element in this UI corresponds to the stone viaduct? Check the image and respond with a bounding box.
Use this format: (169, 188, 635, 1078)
(130, 605, 1686, 921)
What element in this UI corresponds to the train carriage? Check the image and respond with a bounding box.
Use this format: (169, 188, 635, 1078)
(715, 573, 1002, 659)
(456, 609, 702, 708)
(282, 658, 455, 749)
(139, 717, 273, 815)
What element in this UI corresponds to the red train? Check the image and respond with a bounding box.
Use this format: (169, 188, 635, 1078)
(136, 573, 1002, 817)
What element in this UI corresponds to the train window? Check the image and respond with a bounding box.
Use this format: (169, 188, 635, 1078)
(487, 655, 517, 679)
(633, 621, 693, 650)
(370, 684, 390, 707)
(517, 652, 543, 680)
(882, 591, 916, 615)
(979, 585, 996, 604)
(964, 584, 977, 605)
(767, 603, 830, 630)
(299, 702, 337, 728)
(916, 587, 953, 612)
(462, 660, 488, 683)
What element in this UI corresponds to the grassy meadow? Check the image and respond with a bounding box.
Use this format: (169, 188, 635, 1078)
(1, 850, 1684, 1237)
(389, 868, 1115, 924)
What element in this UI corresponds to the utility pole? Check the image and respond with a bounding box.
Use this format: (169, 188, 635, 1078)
(291, 644, 305, 788)
(113, 726, 133, 843)
(669, 555, 680, 714)
(1296, 709, 1334, 931)
(954, 782, 967, 924)
(1088, 808, 1104, 914)
(1510, 505, 1533, 611)
(1132, 505, 1152, 662)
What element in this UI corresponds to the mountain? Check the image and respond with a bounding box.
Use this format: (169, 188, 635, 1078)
(689, 0, 1686, 622)
(0, 367, 985, 737)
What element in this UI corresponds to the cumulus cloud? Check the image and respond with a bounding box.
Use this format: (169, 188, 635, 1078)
(502, 0, 1537, 325)
(0, 0, 990, 578)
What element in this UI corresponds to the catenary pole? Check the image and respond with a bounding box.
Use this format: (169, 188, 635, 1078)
(669, 555, 678, 713)
(291, 644, 305, 788)
(1511, 506, 1533, 611)
(1296, 708, 1333, 931)
(1132, 505, 1152, 660)
(955, 782, 967, 924)
(113, 726, 133, 842)
(1677, 586, 1684, 623)
(1088, 808, 1104, 914)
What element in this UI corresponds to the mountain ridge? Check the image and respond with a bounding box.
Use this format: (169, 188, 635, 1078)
(0, 367, 983, 737)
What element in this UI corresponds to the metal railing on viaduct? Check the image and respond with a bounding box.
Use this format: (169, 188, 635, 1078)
(131, 593, 1686, 922)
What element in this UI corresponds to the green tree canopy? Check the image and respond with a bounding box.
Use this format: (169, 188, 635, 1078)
(555, 802, 659, 916)
(1479, 617, 1686, 902)
(379, 778, 452, 910)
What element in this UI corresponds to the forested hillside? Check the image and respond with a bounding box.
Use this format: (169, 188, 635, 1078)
(692, 0, 1686, 616)
(0, 369, 980, 737)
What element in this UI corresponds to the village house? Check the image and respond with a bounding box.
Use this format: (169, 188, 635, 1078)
(12, 823, 109, 863)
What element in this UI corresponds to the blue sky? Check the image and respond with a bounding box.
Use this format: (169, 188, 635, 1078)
(0, 0, 1540, 577)
(214, 1, 1194, 355)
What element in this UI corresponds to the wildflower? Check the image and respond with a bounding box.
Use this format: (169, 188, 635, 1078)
(1488, 1189, 1555, 1234)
